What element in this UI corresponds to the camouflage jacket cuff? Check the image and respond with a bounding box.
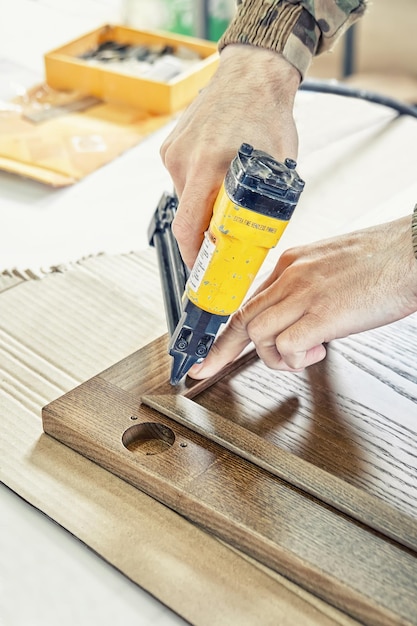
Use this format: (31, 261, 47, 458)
(218, 0, 367, 80)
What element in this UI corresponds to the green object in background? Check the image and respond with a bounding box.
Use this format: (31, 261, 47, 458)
(207, 0, 234, 41)
(165, 0, 234, 41)
(167, 0, 194, 37)
(123, 0, 234, 41)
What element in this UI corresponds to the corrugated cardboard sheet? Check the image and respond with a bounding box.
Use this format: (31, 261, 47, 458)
(0, 250, 357, 625)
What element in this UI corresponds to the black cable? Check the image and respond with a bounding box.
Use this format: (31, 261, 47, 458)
(300, 78, 417, 119)
(342, 24, 356, 77)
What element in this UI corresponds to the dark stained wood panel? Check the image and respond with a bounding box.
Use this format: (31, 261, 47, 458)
(142, 394, 417, 552)
(193, 317, 417, 518)
(42, 313, 417, 625)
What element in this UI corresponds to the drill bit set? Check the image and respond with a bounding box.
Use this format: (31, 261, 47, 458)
(78, 39, 202, 82)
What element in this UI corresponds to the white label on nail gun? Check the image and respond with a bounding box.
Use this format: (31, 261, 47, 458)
(187, 231, 216, 293)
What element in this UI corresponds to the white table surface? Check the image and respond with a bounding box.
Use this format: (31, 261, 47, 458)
(0, 484, 186, 626)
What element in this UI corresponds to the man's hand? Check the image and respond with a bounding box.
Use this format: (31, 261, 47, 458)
(188, 216, 417, 378)
(160, 44, 300, 269)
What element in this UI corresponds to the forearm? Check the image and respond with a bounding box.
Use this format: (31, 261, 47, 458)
(219, 0, 368, 78)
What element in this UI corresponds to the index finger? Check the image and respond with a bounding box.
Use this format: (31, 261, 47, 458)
(173, 176, 220, 269)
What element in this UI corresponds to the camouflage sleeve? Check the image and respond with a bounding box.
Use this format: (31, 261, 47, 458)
(218, 0, 367, 79)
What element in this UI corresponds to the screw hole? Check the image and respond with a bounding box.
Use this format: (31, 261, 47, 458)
(122, 422, 175, 455)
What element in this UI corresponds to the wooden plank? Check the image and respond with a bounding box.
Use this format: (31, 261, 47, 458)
(43, 376, 417, 626)
(100, 320, 417, 531)
(142, 393, 417, 552)
(42, 314, 417, 625)
(191, 319, 417, 520)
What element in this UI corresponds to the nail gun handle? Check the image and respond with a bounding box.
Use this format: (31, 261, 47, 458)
(148, 192, 188, 336)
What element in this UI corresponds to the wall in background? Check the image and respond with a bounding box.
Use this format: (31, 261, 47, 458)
(310, 0, 417, 80)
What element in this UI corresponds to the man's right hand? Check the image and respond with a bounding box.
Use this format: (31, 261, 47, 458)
(160, 44, 300, 269)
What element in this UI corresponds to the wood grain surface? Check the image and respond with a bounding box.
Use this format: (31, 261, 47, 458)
(142, 393, 417, 552)
(42, 314, 417, 625)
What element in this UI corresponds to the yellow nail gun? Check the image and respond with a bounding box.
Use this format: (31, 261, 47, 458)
(168, 143, 305, 385)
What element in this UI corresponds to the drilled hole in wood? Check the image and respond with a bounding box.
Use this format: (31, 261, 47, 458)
(122, 422, 175, 455)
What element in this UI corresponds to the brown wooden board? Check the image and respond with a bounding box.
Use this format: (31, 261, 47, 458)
(42, 314, 417, 626)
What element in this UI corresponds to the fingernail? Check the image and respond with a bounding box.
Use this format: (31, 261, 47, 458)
(188, 362, 204, 377)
